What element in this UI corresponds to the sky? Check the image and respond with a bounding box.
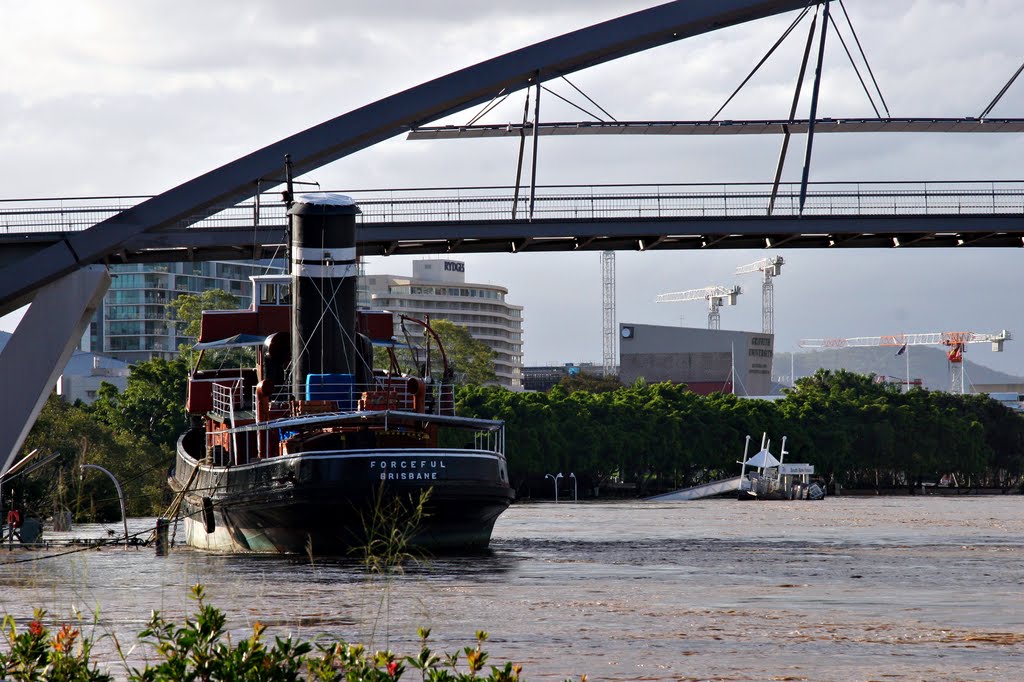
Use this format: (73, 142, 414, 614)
(3, 1, 1024, 374)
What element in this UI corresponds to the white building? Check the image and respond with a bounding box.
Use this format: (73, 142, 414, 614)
(57, 354, 131, 404)
(362, 260, 524, 389)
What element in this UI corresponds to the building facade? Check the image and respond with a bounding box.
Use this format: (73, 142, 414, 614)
(92, 262, 281, 364)
(362, 260, 524, 389)
(57, 354, 131, 404)
(618, 323, 774, 396)
(522, 363, 603, 392)
(90, 260, 523, 389)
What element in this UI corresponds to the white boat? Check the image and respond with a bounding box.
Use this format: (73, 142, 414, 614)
(737, 433, 825, 501)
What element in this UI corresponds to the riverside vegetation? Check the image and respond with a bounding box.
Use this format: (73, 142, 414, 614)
(14, 363, 1024, 522)
(0, 586, 550, 681)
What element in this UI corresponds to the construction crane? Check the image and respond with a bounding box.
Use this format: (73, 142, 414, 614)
(601, 251, 616, 377)
(656, 285, 742, 330)
(799, 330, 1012, 394)
(735, 256, 783, 335)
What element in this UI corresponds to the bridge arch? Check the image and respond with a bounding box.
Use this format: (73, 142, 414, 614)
(0, 0, 810, 313)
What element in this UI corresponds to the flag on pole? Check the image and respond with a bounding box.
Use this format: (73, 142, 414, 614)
(896, 343, 907, 357)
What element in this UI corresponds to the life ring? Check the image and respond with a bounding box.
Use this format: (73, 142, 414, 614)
(6, 510, 21, 528)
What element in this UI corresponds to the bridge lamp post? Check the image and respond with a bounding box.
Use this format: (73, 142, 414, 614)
(80, 464, 129, 550)
(569, 472, 578, 502)
(545, 472, 563, 503)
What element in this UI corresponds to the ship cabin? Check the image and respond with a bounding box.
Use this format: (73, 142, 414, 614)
(184, 275, 451, 466)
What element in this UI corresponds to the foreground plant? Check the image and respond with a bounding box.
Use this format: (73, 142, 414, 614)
(0, 609, 111, 682)
(0, 584, 580, 681)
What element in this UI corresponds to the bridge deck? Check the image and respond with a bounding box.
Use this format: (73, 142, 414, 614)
(1, 181, 1023, 263)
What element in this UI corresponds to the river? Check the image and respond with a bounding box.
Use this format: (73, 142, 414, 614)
(1, 496, 1023, 681)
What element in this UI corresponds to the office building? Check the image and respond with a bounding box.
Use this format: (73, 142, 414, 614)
(362, 259, 524, 389)
(618, 323, 774, 396)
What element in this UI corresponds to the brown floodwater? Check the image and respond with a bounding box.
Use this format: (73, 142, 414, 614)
(1, 496, 1023, 681)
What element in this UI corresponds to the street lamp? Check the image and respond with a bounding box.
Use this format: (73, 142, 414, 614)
(545, 472, 563, 502)
(569, 472, 578, 502)
(80, 464, 129, 550)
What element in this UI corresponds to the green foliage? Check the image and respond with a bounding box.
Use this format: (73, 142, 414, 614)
(357, 487, 429, 576)
(373, 319, 497, 386)
(168, 289, 253, 369)
(557, 373, 622, 394)
(89, 356, 189, 450)
(17, 355, 190, 521)
(0, 609, 111, 682)
(130, 584, 310, 682)
(456, 369, 1024, 495)
(18, 394, 165, 520)
(430, 320, 496, 386)
(168, 289, 240, 345)
(0, 586, 578, 682)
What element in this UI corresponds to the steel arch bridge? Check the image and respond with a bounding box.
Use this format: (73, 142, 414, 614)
(0, 0, 812, 315)
(0, 0, 820, 473)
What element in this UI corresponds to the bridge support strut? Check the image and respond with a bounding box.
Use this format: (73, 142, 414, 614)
(0, 266, 110, 476)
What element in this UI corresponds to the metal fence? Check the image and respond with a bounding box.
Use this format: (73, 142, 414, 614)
(2, 181, 1023, 235)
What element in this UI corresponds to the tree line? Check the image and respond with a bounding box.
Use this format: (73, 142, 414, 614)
(10, 362, 1024, 522)
(457, 369, 1024, 496)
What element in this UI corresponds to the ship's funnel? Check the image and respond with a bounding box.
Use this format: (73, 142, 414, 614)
(288, 193, 361, 397)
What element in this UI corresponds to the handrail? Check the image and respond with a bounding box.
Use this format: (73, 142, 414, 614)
(1, 181, 1024, 235)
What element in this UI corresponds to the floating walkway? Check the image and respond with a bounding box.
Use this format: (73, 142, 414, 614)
(647, 476, 742, 501)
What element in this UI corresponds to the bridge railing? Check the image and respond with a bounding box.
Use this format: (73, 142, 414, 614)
(1, 181, 1023, 234)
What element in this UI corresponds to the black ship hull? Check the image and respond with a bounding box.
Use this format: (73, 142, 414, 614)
(171, 429, 514, 554)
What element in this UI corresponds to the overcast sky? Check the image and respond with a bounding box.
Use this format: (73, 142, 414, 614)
(3, 1, 1024, 377)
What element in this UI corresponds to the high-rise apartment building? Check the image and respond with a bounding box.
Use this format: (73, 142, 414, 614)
(92, 262, 282, 364)
(92, 259, 523, 389)
(361, 260, 524, 389)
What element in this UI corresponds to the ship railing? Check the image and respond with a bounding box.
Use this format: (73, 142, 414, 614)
(209, 379, 253, 466)
(211, 379, 252, 419)
(255, 378, 460, 417)
(473, 425, 505, 457)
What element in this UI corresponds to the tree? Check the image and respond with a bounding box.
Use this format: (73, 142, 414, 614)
(558, 372, 622, 393)
(168, 289, 249, 368)
(19, 394, 166, 520)
(431, 319, 497, 385)
(168, 289, 240, 342)
(89, 356, 190, 451)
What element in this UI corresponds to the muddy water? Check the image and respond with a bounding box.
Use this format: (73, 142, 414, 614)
(1, 497, 1023, 681)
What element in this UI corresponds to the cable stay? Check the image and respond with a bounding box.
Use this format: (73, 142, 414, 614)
(769, 5, 819, 215)
(464, 87, 510, 127)
(828, 11, 880, 118)
(539, 84, 607, 122)
(561, 75, 617, 122)
(711, 3, 813, 121)
(979, 59, 1024, 119)
(838, 0, 890, 117)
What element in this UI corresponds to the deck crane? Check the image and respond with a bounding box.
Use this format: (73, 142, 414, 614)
(798, 330, 1012, 394)
(656, 285, 742, 330)
(735, 256, 783, 335)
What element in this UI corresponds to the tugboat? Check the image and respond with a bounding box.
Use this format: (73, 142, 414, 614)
(169, 193, 514, 554)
